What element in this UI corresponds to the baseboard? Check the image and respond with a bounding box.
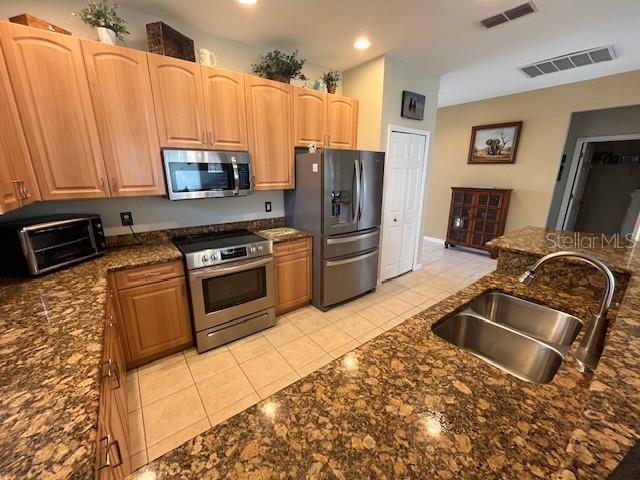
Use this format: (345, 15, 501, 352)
(412, 263, 423, 271)
(423, 235, 444, 244)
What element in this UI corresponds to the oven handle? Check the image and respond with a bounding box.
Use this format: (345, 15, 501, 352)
(188, 256, 273, 279)
(231, 156, 240, 196)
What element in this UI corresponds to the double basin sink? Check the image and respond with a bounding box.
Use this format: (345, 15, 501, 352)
(432, 292, 583, 383)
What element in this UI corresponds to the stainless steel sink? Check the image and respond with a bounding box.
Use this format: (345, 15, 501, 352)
(467, 292, 583, 346)
(432, 313, 564, 384)
(431, 291, 583, 384)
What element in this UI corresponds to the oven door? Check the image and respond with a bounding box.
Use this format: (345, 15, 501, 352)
(188, 256, 275, 332)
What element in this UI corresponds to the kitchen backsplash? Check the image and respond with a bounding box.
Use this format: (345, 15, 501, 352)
(0, 191, 285, 236)
(107, 217, 285, 247)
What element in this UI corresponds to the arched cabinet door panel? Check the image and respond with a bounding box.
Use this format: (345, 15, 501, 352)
(326, 94, 358, 149)
(245, 76, 294, 190)
(201, 66, 248, 151)
(148, 53, 207, 148)
(82, 41, 165, 196)
(0, 21, 108, 199)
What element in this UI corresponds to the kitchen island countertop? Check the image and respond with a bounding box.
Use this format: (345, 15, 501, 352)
(133, 228, 640, 479)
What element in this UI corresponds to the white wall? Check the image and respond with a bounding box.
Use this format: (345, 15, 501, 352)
(342, 56, 385, 151)
(0, 192, 284, 236)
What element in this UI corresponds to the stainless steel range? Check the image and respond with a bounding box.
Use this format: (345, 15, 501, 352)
(174, 230, 275, 353)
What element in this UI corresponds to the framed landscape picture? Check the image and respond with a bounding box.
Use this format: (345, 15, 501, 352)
(468, 121, 522, 164)
(401, 90, 425, 120)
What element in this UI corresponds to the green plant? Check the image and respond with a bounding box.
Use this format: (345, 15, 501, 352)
(74, 1, 129, 40)
(251, 50, 306, 83)
(321, 69, 341, 93)
(321, 69, 341, 88)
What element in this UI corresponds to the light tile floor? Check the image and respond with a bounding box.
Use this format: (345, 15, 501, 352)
(127, 241, 496, 469)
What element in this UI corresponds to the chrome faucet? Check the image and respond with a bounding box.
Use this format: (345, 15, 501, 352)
(518, 251, 615, 373)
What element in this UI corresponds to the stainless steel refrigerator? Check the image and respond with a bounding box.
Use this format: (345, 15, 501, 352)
(285, 149, 385, 310)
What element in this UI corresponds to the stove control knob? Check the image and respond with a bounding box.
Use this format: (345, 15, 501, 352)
(250, 246, 257, 254)
(257, 245, 263, 252)
(201, 254, 209, 263)
(211, 253, 219, 260)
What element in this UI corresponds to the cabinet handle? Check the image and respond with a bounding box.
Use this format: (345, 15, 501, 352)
(10, 181, 24, 201)
(97, 434, 123, 470)
(142, 272, 161, 277)
(208, 131, 214, 145)
(111, 177, 118, 191)
(102, 358, 121, 389)
(99, 177, 106, 191)
(202, 130, 207, 145)
(20, 181, 28, 200)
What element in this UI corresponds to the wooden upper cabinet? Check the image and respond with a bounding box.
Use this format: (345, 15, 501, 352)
(0, 41, 40, 213)
(326, 94, 358, 149)
(293, 87, 326, 148)
(148, 53, 207, 148)
(81, 41, 165, 197)
(245, 76, 294, 190)
(0, 21, 108, 199)
(201, 66, 248, 151)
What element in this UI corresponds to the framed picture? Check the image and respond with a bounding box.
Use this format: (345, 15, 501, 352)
(468, 121, 522, 164)
(401, 90, 425, 120)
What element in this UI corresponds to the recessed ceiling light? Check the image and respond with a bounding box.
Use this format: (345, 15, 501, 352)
(238, 0, 257, 4)
(354, 37, 371, 50)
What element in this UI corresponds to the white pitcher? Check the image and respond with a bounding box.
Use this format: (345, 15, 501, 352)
(198, 48, 217, 67)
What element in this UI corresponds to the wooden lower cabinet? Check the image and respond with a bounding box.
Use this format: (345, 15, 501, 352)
(96, 283, 130, 479)
(274, 238, 312, 315)
(114, 261, 193, 368)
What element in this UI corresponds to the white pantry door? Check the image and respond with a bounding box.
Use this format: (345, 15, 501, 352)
(381, 131, 427, 281)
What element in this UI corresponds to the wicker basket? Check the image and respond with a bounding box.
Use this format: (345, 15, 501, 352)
(146, 22, 195, 62)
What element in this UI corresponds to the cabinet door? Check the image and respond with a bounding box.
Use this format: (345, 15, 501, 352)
(97, 295, 131, 479)
(326, 95, 358, 149)
(118, 276, 193, 367)
(293, 87, 326, 147)
(245, 76, 294, 190)
(148, 53, 207, 148)
(274, 249, 312, 314)
(81, 41, 165, 197)
(201, 66, 248, 150)
(0, 41, 40, 213)
(0, 22, 108, 199)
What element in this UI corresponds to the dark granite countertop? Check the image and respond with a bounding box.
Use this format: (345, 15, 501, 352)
(0, 244, 182, 479)
(254, 227, 312, 244)
(132, 232, 640, 479)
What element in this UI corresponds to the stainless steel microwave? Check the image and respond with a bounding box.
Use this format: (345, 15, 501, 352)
(0, 214, 106, 276)
(162, 149, 252, 200)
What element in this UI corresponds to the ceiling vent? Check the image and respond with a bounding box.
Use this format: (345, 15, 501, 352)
(518, 45, 617, 78)
(480, 2, 537, 29)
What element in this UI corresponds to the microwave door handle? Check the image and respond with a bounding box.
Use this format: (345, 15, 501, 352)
(231, 156, 240, 195)
(189, 256, 272, 279)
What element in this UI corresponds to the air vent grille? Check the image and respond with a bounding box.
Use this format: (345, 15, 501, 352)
(481, 2, 537, 28)
(518, 45, 617, 78)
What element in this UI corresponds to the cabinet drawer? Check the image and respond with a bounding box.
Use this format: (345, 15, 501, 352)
(273, 238, 311, 257)
(114, 260, 184, 290)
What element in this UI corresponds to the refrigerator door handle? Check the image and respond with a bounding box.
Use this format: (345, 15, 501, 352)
(325, 250, 377, 267)
(359, 159, 365, 222)
(353, 159, 361, 224)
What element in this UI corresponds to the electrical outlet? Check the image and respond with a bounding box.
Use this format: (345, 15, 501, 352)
(264, 201, 272, 212)
(120, 211, 133, 226)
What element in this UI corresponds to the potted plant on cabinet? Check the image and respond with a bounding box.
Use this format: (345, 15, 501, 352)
(321, 69, 341, 94)
(75, 0, 129, 45)
(251, 49, 306, 84)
